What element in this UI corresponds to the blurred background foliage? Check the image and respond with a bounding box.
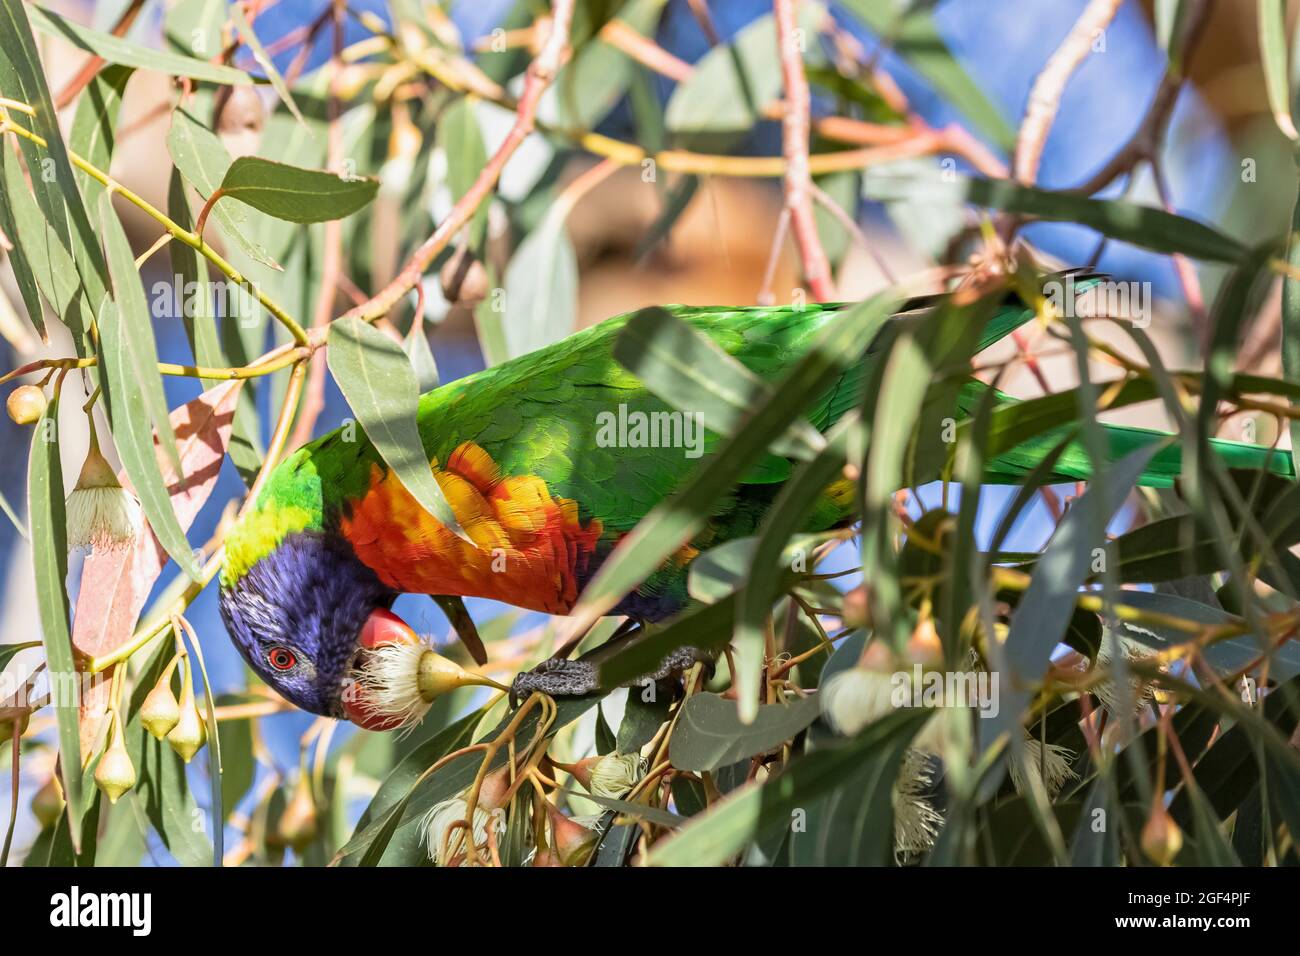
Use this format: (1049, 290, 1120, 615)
(2, 0, 1300, 867)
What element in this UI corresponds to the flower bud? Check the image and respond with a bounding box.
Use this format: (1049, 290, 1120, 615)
(545, 802, 598, 867)
(216, 84, 265, 137)
(905, 614, 943, 666)
(215, 84, 264, 160)
(0, 707, 30, 741)
(166, 661, 206, 763)
(94, 712, 136, 805)
(531, 847, 564, 867)
(140, 661, 181, 740)
(32, 775, 64, 828)
(478, 765, 513, 812)
(6, 385, 46, 425)
(841, 586, 872, 630)
(277, 775, 319, 851)
(1140, 801, 1183, 867)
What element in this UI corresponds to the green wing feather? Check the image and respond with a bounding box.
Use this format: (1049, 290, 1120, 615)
(238, 282, 1294, 588)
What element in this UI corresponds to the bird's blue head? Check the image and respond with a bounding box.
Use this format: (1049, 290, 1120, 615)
(218, 531, 404, 724)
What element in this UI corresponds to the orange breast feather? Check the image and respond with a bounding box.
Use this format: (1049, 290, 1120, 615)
(339, 442, 603, 614)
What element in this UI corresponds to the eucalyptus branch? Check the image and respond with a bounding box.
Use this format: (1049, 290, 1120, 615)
(87, 360, 309, 675)
(775, 0, 835, 302)
(1072, 0, 1212, 196)
(289, 0, 349, 450)
(0, 113, 309, 345)
(1014, 0, 1124, 186)
(339, 0, 578, 324)
(0, 347, 312, 388)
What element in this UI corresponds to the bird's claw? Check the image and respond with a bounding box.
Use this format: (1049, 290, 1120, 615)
(507, 645, 716, 707)
(508, 658, 600, 707)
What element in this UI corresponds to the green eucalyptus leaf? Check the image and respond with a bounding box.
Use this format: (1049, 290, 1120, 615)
(670, 692, 821, 772)
(26, 393, 83, 851)
(167, 108, 280, 269)
(218, 156, 379, 224)
(327, 317, 468, 541)
(26, 5, 250, 86)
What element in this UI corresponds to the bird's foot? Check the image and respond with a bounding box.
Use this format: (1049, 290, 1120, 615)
(509, 658, 600, 706)
(508, 645, 715, 706)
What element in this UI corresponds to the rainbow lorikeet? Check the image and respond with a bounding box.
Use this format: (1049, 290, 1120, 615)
(218, 281, 1294, 728)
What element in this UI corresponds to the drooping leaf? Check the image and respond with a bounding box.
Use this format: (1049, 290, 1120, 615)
(665, 4, 825, 135)
(0, 150, 46, 341)
(327, 317, 467, 540)
(670, 692, 821, 772)
(218, 156, 379, 224)
(987, 445, 1161, 751)
(163, 0, 226, 57)
(230, 3, 304, 124)
(648, 710, 926, 866)
(26, 4, 250, 86)
(616, 688, 670, 753)
(502, 211, 578, 359)
(552, 0, 668, 130)
(837, 0, 1016, 150)
(166, 108, 279, 269)
(0, 144, 82, 337)
(26, 393, 82, 850)
(69, 64, 133, 205)
(99, 196, 182, 468)
(403, 320, 440, 393)
(862, 175, 1249, 263)
(1258, 0, 1297, 140)
(96, 296, 201, 582)
(0, 0, 109, 358)
(435, 97, 489, 249)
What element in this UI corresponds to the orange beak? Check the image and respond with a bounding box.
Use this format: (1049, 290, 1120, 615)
(341, 608, 420, 731)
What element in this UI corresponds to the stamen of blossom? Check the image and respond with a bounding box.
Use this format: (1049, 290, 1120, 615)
(354, 641, 501, 732)
(820, 666, 894, 736)
(356, 639, 435, 730)
(588, 753, 642, 800)
(1094, 634, 1159, 718)
(421, 795, 504, 866)
(1008, 734, 1077, 797)
(65, 436, 141, 552)
(892, 748, 943, 861)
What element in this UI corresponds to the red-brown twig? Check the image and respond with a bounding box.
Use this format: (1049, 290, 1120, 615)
(774, 0, 834, 302)
(53, 0, 147, 110)
(685, 0, 722, 47)
(1072, 0, 1211, 196)
(338, 0, 577, 325)
(594, 18, 1008, 181)
(1013, 0, 1124, 186)
(289, 0, 348, 450)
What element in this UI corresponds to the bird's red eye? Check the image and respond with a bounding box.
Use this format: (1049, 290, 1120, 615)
(267, 647, 297, 671)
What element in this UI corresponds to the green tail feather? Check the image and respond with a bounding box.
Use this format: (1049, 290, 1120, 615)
(975, 394, 1296, 487)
